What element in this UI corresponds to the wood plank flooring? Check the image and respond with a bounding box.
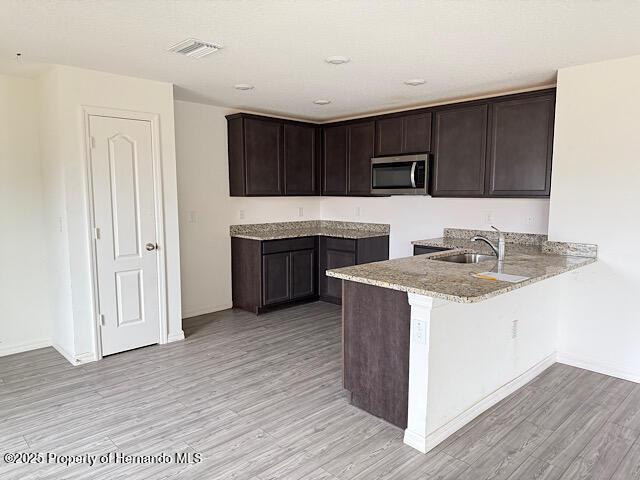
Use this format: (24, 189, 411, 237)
(1, 301, 639, 479)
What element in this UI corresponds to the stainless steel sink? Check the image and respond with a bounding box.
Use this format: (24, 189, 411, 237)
(432, 253, 496, 264)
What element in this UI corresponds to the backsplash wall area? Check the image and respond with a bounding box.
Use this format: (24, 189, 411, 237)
(320, 196, 550, 259)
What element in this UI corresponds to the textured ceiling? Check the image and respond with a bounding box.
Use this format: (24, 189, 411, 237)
(1, 0, 640, 121)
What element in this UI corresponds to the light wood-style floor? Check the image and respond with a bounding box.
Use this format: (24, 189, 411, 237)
(1, 301, 639, 479)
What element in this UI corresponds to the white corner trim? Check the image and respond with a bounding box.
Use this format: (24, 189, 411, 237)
(557, 352, 640, 384)
(52, 342, 97, 366)
(0, 338, 51, 357)
(182, 303, 232, 319)
(404, 293, 434, 453)
(167, 331, 185, 343)
(412, 353, 556, 453)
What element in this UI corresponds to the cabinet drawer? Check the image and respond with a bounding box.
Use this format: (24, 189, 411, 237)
(324, 237, 357, 252)
(262, 236, 316, 254)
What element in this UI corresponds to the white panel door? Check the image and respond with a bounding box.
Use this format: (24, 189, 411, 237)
(89, 115, 161, 356)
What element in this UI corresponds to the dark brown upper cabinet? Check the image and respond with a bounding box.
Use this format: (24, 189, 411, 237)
(322, 121, 376, 197)
(347, 121, 376, 196)
(283, 123, 319, 195)
(432, 104, 488, 197)
(227, 113, 317, 196)
(228, 89, 555, 198)
(243, 116, 283, 195)
(486, 93, 555, 197)
(322, 125, 348, 195)
(375, 112, 432, 156)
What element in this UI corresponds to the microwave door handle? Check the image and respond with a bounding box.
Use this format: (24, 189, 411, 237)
(410, 162, 417, 188)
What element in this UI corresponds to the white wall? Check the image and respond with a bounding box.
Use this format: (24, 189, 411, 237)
(37, 67, 75, 359)
(548, 55, 640, 382)
(0, 74, 52, 355)
(174, 100, 320, 317)
(423, 273, 559, 445)
(175, 100, 549, 316)
(37, 65, 183, 362)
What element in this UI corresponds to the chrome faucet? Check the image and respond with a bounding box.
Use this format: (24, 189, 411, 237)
(471, 226, 506, 262)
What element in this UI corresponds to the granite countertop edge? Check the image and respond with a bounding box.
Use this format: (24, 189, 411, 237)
(230, 220, 390, 241)
(231, 229, 389, 240)
(326, 246, 597, 304)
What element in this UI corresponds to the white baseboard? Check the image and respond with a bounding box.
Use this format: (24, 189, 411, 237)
(52, 342, 96, 366)
(557, 351, 640, 384)
(167, 330, 185, 343)
(405, 353, 556, 453)
(403, 429, 428, 453)
(182, 303, 232, 319)
(0, 338, 51, 357)
(74, 351, 97, 365)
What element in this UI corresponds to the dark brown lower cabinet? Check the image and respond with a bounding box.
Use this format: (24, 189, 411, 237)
(343, 280, 411, 428)
(290, 249, 316, 299)
(323, 249, 357, 300)
(319, 236, 390, 304)
(232, 236, 317, 314)
(232, 234, 389, 313)
(262, 252, 290, 305)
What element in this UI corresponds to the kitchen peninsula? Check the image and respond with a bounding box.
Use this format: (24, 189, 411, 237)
(327, 228, 597, 453)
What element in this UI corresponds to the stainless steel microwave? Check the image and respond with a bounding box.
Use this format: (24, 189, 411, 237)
(370, 154, 428, 195)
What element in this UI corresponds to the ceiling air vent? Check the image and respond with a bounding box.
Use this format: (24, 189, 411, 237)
(168, 38, 221, 58)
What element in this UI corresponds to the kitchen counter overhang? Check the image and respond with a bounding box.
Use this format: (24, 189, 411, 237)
(326, 245, 596, 303)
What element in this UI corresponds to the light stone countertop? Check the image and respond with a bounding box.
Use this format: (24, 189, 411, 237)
(230, 220, 390, 240)
(327, 230, 596, 303)
(413, 228, 597, 258)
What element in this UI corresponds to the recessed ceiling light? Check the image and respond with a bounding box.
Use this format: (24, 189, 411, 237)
(313, 99, 331, 105)
(168, 38, 222, 58)
(234, 84, 254, 90)
(325, 56, 350, 65)
(404, 79, 426, 86)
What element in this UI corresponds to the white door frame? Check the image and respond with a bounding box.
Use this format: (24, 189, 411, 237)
(82, 106, 169, 361)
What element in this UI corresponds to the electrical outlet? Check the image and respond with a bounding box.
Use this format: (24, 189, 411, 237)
(511, 319, 519, 339)
(239, 210, 245, 220)
(526, 215, 535, 225)
(298, 207, 304, 217)
(188, 211, 197, 224)
(483, 211, 493, 225)
(414, 320, 427, 345)
(355, 206, 361, 217)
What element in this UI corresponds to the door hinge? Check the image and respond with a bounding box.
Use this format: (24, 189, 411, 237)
(90, 136, 96, 149)
(94, 227, 101, 240)
(98, 314, 105, 327)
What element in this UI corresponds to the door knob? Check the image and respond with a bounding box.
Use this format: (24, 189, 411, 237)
(145, 243, 157, 251)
